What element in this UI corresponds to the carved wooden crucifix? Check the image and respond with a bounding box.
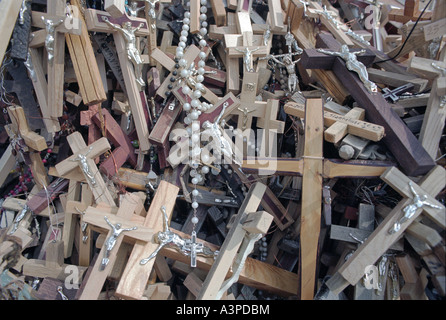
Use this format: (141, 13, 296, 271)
(32, 0, 82, 120)
(84, 8, 152, 152)
(299, 32, 435, 176)
(77, 192, 153, 299)
(326, 165, 445, 295)
(242, 98, 393, 299)
(54, 131, 116, 207)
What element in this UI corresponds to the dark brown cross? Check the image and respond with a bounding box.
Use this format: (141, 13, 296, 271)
(299, 32, 435, 177)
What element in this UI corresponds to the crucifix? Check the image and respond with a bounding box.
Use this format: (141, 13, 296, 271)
(54, 132, 116, 207)
(34, 0, 82, 120)
(77, 193, 153, 300)
(242, 98, 394, 299)
(6, 105, 49, 191)
(0, 0, 23, 65)
(408, 56, 446, 160)
(196, 182, 273, 300)
(84, 8, 152, 152)
(284, 101, 385, 144)
(143, 0, 160, 55)
(326, 165, 445, 295)
(300, 32, 435, 177)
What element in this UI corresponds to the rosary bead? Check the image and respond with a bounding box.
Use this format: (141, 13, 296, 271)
(191, 216, 199, 224)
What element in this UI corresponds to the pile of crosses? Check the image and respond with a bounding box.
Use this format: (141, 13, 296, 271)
(0, 0, 444, 301)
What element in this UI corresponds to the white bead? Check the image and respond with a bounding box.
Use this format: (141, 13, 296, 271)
(190, 110, 199, 120)
(211, 167, 219, 175)
(191, 133, 200, 143)
(182, 86, 191, 95)
(190, 99, 199, 108)
(192, 122, 200, 131)
(191, 201, 199, 209)
(193, 90, 202, 98)
(183, 116, 191, 125)
(183, 102, 191, 111)
(199, 39, 207, 47)
(200, 28, 207, 36)
(182, 24, 190, 31)
(200, 6, 207, 13)
(197, 60, 205, 68)
(191, 177, 199, 185)
(199, 13, 207, 21)
(201, 21, 208, 28)
(197, 67, 205, 75)
(191, 216, 199, 224)
(200, 0, 207, 5)
(179, 59, 187, 67)
(193, 146, 201, 156)
(201, 153, 210, 163)
(183, 17, 190, 24)
(196, 74, 204, 83)
(180, 35, 188, 43)
(175, 51, 184, 59)
(192, 189, 199, 197)
(179, 41, 186, 48)
(184, 11, 191, 18)
(180, 68, 189, 78)
(181, 30, 188, 37)
(201, 165, 209, 174)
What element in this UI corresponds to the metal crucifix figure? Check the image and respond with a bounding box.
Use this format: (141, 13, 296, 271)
(140, 206, 218, 267)
(388, 181, 443, 234)
(101, 216, 137, 270)
(69, 146, 96, 186)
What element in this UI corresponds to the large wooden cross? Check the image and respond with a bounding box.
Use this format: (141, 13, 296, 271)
(242, 98, 393, 299)
(32, 0, 82, 120)
(326, 165, 445, 295)
(299, 32, 435, 177)
(78, 192, 153, 299)
(408, 56, 446, 160)
(114, 180, 179, 300)
(54, 132, 116, 207)
(84, 8, 152, 152)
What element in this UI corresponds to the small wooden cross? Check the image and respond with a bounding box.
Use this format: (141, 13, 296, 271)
(408, 56, 446, 159)
(6, 105, 49, 190)
(84, 8, 152, 152)
(299, 32, 435, 176)
(54, 132, 115, 207)
(78, 192, 152, 299)
(326, 165, 445, 295)
(285, 101, 385, 143)
(0, 0, 23, 65)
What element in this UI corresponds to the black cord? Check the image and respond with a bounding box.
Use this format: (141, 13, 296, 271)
(375, 0, 433, 64)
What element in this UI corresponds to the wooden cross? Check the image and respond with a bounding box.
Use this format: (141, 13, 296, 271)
(54, 132, 115, 207)
(22, 240, 88, 284)
(197, 182, 273, 299)
(326, 165, 445, 295)
(115, 180, 179, 300)
(300, 32, 435, 176)
(408, 56, 446, 160)
(242, 98, 394, 299)
(150, 45, 219, 104)
(285, 101, 385, 144)
(65, 0, 107, 106)
(77, 193, 152, 300)
(33, 0, 82, 120)
(6, 106, 49, 190)
(84, 8, 152, 152)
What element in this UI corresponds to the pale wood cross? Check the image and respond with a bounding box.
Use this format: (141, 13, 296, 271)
(84, 8, 152, 152)
(54, 132, 115, 207)
(77, 193, 152, 299)
(326, 165, 445, 295)
(0, 0, 23, 65)
(242, 98, 394, 299)
(408, 56, 446, 160)
(32, 0, 82, 120)
(299, 32, 435, 177)
(6, 106, 49, 190)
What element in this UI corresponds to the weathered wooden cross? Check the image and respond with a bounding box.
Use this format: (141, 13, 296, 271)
(242, 98, 394, 299)
(84, 8, 152, 152)
(326, 165, 445, 295)
(54, 132, 116, 207)
(299, 32, 435, 176)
